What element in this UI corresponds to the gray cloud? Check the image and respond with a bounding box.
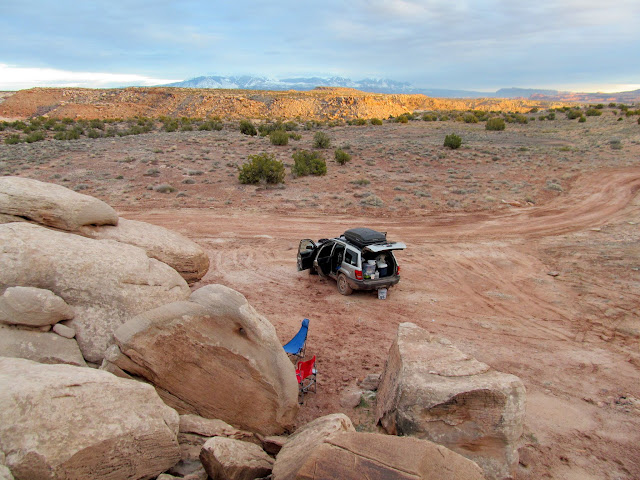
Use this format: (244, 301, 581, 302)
(1, 0, 638, 90)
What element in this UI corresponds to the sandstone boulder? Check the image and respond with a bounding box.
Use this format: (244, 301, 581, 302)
(272, 414, 485, 480)
(177, 415, 258, 462)
(0, 325, 86, 366)
(271, 414, 354, 480)
(0, 222, 190, 362)
(0, 286, 74, 327)
(0, 357, 180, 480)
(78, 217, 209, 284)
(180, 414, 257, 441)
(52, 322, 75, 339)
(0, 176, 118, 231)
(105, 284, 299, 435)
(200, 437, 274, 480)
(376, 322, 525, 480)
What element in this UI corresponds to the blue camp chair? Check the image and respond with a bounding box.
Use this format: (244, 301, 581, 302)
(283, 318, 309, 360)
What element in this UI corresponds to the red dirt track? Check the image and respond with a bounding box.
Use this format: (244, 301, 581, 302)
(123, 166, 640, 480)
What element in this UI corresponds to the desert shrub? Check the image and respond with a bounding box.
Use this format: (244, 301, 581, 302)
(444, 133, 462, 149)
(289, 132, 302, 141)
(313, 131, 331, 149)
(585, 108, 602, 116)
(258, 121, 284, 136)
(334, 149, 351, 165)
(89, 119, 105, 130)
(638, 117, 640, 125)
(392, 114, 409, 123)
(529, 107, 539, 113)
(545, 181, 563, 192)
(239, 119, 257, 136)
(439, 115, 450, 121)
(422, 113, 437, 121)
(238, 153, 285, 184)
(578, 116, 586, 123)
(348, 118, 366, 126)
(370, 118, 383, 125)
(269, 130, 289, 146)
(25, 131, 45, 143)
(361, 194, 384, 207)
(87, 129, 102, 138)
(486, 118, 506, 131)
(180, 123, 194, 131)
(463, 113, 478, 124)
(5, 134, 22, 145)
(352, 178, 370, 186)
(153, 184, 175, 193)
(292, 150, 327, 177)
(163, 119, 178, 132)
(610, 139, 622, 150)
(566, 110, 582, 120)
(283, 121, 298, 131)
(199, 118, 223, 131)
(547, 112, 556, 120)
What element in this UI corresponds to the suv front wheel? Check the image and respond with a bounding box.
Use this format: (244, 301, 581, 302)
(337, 273, 353, 296)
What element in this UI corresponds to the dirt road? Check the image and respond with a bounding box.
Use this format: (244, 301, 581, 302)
(121, 167, 640, 479)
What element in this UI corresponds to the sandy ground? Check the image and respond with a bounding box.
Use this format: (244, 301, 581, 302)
(2, 112, 640, 479)
(118, 166, 640, 479)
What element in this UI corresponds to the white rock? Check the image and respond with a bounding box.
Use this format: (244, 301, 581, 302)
(0, 357, 180, 480)
(0, 286, 74, 327)
(0, 222, 190, 362)
(0, 176, 118, 231)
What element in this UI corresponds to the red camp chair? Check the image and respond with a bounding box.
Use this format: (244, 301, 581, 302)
(295, 355, 317, 403)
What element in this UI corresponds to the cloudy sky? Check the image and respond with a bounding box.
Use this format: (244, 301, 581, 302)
(1, 0, 639, 92)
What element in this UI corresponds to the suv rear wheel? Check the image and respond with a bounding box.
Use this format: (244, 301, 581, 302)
(337, 273, 353, 296)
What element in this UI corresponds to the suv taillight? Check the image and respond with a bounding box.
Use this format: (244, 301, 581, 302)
(355, 270, 363, 280)
(396, 265, 401, 275)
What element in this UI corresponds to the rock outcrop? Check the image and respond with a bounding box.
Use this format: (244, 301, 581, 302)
(0, 325, 86, 366)
(0, 286, 74, 327)
(200, 437, 274, 480)
(78, 218, 209, 284)
(103, 284, 299, 435)
(0, 87, 548, 121)
(376, 322, 526, 480)
(271, 414, 355, 480)
(0, 222, 190, 362)
(0, 176, 118, 231)
(0, 357, 180, 480)
(272, 414, 485, 480)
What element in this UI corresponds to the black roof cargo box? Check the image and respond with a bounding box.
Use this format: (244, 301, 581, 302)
(343, 228, 387, 248)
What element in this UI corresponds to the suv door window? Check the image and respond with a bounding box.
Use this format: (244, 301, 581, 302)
(344, 248, 359, 267)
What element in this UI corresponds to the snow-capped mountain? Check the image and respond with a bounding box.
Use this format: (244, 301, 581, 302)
(163, 76, 417, 94)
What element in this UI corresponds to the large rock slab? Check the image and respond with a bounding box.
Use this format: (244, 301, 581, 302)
(0, 357, 180, 480)
(272, 414, 485, 480)
(0, 222, 190, 362)
(0, 176, 118, 231)
(0, 325, 86, 366)
(200, 437, 274, 480)
(105, 284, 299, 435)
(78, 217, 209, 284)
(0, 286, 74, 327)
(271, 414, 355, 480)
(376, 322, 525, 480)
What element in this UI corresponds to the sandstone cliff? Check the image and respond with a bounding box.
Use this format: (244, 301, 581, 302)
(0, 87, 551, 120)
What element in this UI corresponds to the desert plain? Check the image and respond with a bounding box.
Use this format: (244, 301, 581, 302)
(1, 92, 639, 479)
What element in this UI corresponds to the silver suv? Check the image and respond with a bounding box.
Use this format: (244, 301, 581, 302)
(297, 228, 406, 296)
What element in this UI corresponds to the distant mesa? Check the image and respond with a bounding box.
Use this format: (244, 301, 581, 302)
(161, 75, 640, 102)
